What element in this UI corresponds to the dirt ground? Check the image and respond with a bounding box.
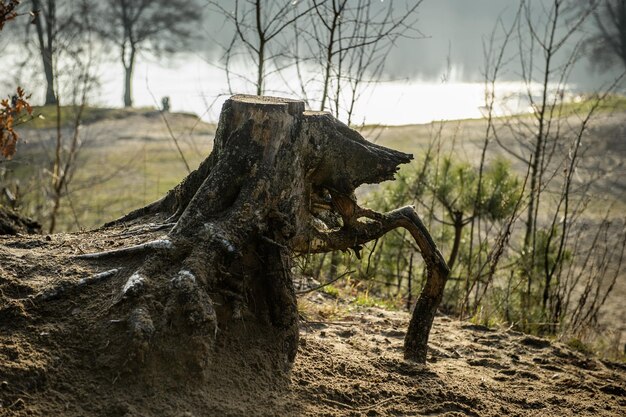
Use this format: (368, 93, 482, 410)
(1, 228, 625, 417)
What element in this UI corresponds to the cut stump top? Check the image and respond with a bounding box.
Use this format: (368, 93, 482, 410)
(230, 94, 306, 116)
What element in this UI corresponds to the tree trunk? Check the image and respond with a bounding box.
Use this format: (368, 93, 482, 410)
(83, 95, 448, 372)
(123, 48, 135, 108)
(255, 0, 264, 96)
(448, 211, 463, 271)
(32, 0, 57, 105)
(42, 48, 56, 105)
(256, 42, 264, 96)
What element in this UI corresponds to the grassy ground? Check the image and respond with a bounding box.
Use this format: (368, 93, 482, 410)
(7, 108, 213, 232)
(59, 141, 207, 230)
(554, 93, 626, 116)
(26, 105, 162, 129)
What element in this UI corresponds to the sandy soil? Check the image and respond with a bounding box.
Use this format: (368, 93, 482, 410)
(1, 229, 625, 417)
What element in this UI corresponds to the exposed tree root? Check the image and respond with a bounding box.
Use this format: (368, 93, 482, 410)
(35, 268, 120, 301)
(74, 239, 173, 259)
(293, 205, 450, 362)
(110, 222, 176, 238)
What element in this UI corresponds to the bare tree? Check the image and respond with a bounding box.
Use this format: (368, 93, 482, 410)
(11, 0, 91, 106)
(210, 0, 313, 96)
(306, 0, 422, 118)
(516, 0, 595, 278)
(499, 0, 626, 333)
(315, 0, 623, 342)
(46, 74, 90, 233)
(585, 0, 626, 70)
(29, 0, 65, 105)
(213, 0, 422, 123)
(91, 0, 201, 107)
(461, 8, 522, 315)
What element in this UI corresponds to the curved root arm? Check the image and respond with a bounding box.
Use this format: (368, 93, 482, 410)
(294, 205, 450, 363)
(74, 239, 174, 259)
(294, 206, 443, 259)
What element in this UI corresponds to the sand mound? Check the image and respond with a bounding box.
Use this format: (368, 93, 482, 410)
(1, 229, 625, 416)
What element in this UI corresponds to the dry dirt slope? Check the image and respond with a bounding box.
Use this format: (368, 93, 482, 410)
(0, 230, 625, 416)
(294, 307, 626, 416)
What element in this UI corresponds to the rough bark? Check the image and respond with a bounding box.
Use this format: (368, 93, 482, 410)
(0, 206, 41, 235)
(83, 95, 448, 372)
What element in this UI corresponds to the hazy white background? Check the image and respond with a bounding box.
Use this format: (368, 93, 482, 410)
(3, 0, 623, 125)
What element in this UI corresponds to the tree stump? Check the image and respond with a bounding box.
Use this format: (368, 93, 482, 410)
(80, 95, 449, 372)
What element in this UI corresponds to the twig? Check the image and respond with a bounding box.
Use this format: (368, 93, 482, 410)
(321, 395, 403, 412)
(145, 74, 191, 173)
(74, 239, 173, 259)
(366, 238, 379, 275)
(296, 270, 355, 295)
(35, 269, 120, 301)
(261, 235, 288, 249)
(111, 222, 176, 238)
(358, 396, 403, 412)
(300, 320, 357, 326)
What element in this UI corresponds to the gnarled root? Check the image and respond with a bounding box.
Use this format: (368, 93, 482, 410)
(294, 205, 450, 362)
(80, 222, 299, 376)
